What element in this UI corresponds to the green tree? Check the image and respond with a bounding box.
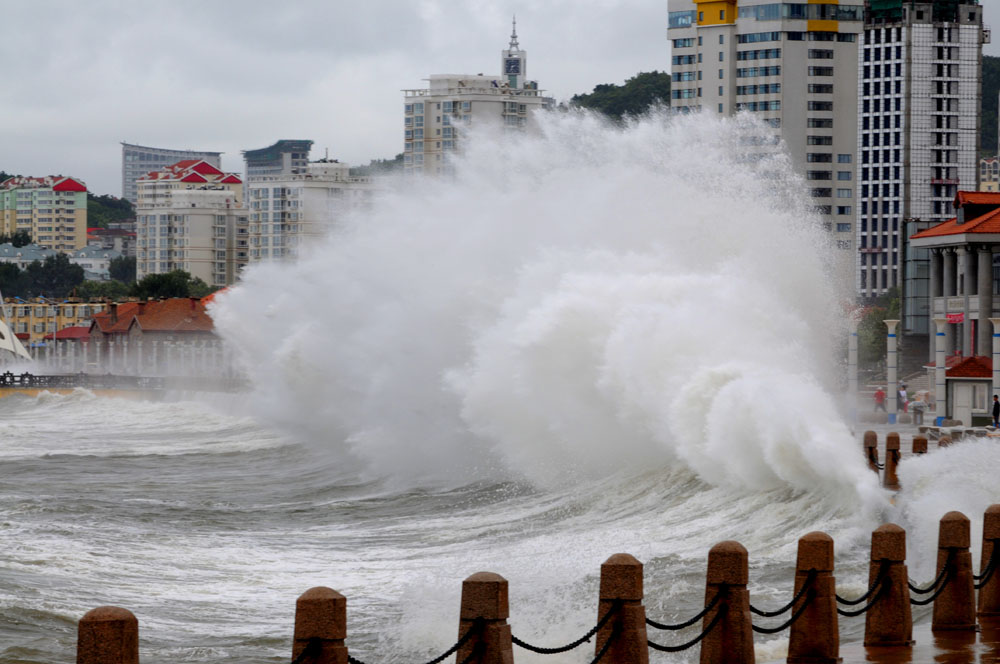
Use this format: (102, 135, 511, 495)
(22, 254, 85, 298)
(109, 255, 136, 283)
(130, 269, 215, 299)
(858, 287, 902, 366)
(75, 279, 130, 300)
(570, 72, 672, 122)
(0, 262, 26, 297)
(0, 230, 32, 247)
(87, 193, 135, 229)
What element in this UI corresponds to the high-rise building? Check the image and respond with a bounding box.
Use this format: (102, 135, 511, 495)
(856, 0, 985, 346)
(980, 157, 1000, 192)
(245, 158, 374, 263)
(135, 160, 247, 286)
(0, 176, 88, 250)
(121, 143, 223, 205)
(402, 19, 552, 175)
(667, 1, 863, 288)
(242, 140, 314, 182)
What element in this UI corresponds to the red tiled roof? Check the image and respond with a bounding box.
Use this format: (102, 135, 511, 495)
(53, 177, 87, 192)
(955, 191, 1000, 207)
(90, 299, 216, 336)
(1, 175, 87, 191)
(911, 207, 1000, 239)
(49, 326, 91, 340)
(90, 302, 144, 335)
(131, 298, 214, 333)
(945, 355, 992, 378)
(199, 287, 228, 306)
(190, 161, 223, 176)
(136, 159, 238, 186)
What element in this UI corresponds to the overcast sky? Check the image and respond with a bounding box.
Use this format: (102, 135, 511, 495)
(2, 1, 999, 197)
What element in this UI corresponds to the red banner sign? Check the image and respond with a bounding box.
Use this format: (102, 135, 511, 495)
(947, 313, 965, 323)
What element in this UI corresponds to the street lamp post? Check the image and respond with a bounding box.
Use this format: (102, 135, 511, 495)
(885, 319, 900, 424)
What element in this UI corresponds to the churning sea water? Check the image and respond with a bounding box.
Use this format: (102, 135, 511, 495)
(1, 112, 997, 663)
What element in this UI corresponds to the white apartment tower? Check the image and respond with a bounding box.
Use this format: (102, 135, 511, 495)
(245, 159, 375, 262)
(856, 1, 985, 344)
(402, 19, 551, 175)
(667, 1, 863, 288)
(135, 160, 247, 286)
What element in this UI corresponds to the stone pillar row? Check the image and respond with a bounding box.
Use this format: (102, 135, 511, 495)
(74, 508, 1000, 664)
(927, 245, 997, 359)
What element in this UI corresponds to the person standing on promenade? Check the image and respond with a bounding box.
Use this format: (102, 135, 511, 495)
(993, 395, 999, 428)
(874, 386, 887, 412)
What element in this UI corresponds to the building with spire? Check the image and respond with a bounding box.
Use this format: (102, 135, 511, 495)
(401, 19, 552, 175)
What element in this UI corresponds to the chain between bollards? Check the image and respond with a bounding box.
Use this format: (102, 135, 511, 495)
(347, 618, 483, 664)
(749, 568, 817, 617)
(836, 561, 892, 617)
(510, 600, 622, 654)
(751, 588, 816, 634)
(908, 549, 954, 595)
(909, 567, 955, 606)
(588, 622, 620, 664)
(647, 604, 728, 653)
(646, 590, 722, 630)
(837, 559, 891, 606)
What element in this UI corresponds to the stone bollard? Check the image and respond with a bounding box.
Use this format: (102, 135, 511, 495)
(596, 554, 648, 664)
(932, 511, 977, 631)
(699, 541, 753, 664)
(882, 433, 901, 491)
(939, 435, 953, 448)
(912, 435, 928, 455)
(77, 607, 139, 664)
(787, 532, 839, 664)
(457, 572, 513, 664)
(979, 505, 1000, 617)
(293, 587, 348, 664)
(864, 524, 914, 646)
(863, 431, 880, 474)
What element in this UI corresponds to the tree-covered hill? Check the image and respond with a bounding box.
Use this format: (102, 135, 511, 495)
(570, 71, 671, 121)
(87, 193, 134, 228)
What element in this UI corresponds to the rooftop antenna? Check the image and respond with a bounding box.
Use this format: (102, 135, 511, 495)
(509, 15, 519, 50)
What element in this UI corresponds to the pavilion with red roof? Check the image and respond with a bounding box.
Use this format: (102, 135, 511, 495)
(910, 191, 1000, 424)
(910, 190, 1000, 359)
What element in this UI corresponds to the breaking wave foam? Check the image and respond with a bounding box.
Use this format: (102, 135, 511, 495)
(211, 110, 885, 512)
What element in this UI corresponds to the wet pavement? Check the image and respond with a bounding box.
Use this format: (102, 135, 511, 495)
(837, 620, 1000, 663)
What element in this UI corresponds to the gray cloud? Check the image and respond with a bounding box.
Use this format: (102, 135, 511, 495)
(1, 1, 995, 196)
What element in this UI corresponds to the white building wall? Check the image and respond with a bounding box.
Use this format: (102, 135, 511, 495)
(668, 0, 861, 293)
(246, 162, 374, 262)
